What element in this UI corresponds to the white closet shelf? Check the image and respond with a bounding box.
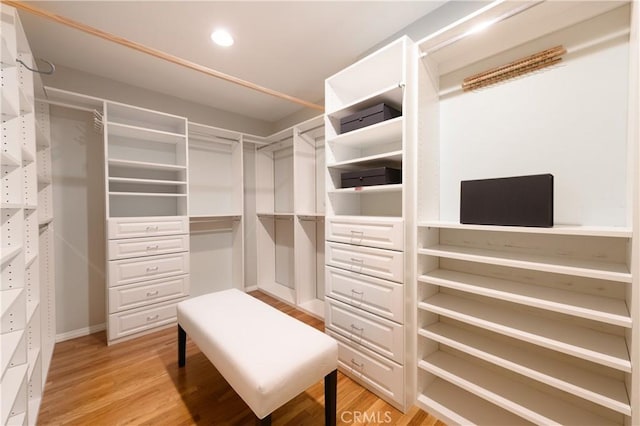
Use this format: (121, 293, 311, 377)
(188, 122, 241, 144)
(38, 216, 52, 227)
(23, 204, 37, 210)
(42, 86, 104, 111)
(258, 137, 294, 153)
(327, 117, 403, 149)
(418, 351, 617, 426)
(416, 379, 534, 426)
(108, 159, 186, 172)
(108, 192, 187, 198)
(329, 183, 403, 194)
(1, 90, 19, 119)
(1, 37, 16, 69)
(1, 203, 23, 209)
(419, 293, 631, 372)
(24, 252, 37, 268)
(419, 322, 631, 415)
(189, 214, 241, 222)
(1, 245, 22, 264)
(37, 174, 51, 185)
(2, 288, 23, 320)
(328, 150, 403, 170)
(418, 221, 633, 238)
(326, 84, 403, 118)
(418, 269, 631, 327)
(1, 363, 28, 424)
(108, 177, 187, 186)
(6, 413, 26, 426)
(107, 121, 186, 144)
(1, 329, 24, 376)
(297, 213, 324, 220)
(0, 150, 21, 167)
(257, 212, 295, 217)
(18, 88, 32, 114)
(418, 245, 631, 283)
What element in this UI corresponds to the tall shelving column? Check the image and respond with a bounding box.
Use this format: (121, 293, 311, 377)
(323, 36, 416, 411)
(104, 102, 190, 344)
(414, 2, 639, 425)
(187, 122, 244, 295)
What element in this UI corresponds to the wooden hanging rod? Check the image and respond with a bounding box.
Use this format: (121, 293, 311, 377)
(462, 45, 566, 92)
(3, 1, 324, 112)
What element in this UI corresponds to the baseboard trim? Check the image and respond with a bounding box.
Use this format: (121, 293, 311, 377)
(56, 323, 106, 342)
(244, 285, 258, 292)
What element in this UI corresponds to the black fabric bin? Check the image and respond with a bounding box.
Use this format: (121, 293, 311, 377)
(341, 167, 402, 188)
(339, 103, 401, 134)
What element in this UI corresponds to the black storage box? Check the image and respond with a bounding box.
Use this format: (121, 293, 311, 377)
(460, 174, 553, 227)
(341, 167, 402, 188)
(340, 103, 401, 134)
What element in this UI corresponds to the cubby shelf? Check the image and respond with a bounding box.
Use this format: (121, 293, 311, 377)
(326, 84, 403, 118)
(329, 183, 403, 194)
(327, 150, 403, 170)
(419, 322, 630, 415)
(418, 221, 633, 238)
(419, 293, 631, 372)
(108, 158, 186, 172)
(418, 245, 631, 283)
(327, 117, 403, 149)
(107, 122, 185, 144)
(418, 351, 617, 426)
(418, 270, 631, 327)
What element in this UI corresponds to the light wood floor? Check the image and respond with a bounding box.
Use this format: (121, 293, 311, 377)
(37, 291, 445, 425)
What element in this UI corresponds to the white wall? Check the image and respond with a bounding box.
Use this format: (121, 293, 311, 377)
(50, 106, 106, 337)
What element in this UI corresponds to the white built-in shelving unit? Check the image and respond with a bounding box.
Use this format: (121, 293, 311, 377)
(323, 36, 416, 411)
(1, 4, 55, 425)
(414, 1, 639, 424)
(256, 115, 325, 317)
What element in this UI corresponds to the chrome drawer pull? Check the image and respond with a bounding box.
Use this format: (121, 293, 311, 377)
(350, 358, 364, 368)
(351, 289, 364, 295)
(146, 314, 159, 321)
(350, 324, 364, 332)
(146, 266, 159, 272)
(146, 290, 159, 297)
(146, 225, 159, 232)
(146, 245, 160, 251)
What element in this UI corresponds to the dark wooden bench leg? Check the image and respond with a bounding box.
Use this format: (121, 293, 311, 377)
(325, 369, 337, 426)
(178, 325, 186, 367)
(256, 414, 271, 425)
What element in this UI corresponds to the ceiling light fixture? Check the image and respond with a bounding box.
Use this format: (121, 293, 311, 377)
(211, 29, 234, 47)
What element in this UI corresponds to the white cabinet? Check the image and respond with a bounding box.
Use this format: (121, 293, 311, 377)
(104, 103, 189, 344)
(324, 36, 415, 410)
(414, 2, 639, 425)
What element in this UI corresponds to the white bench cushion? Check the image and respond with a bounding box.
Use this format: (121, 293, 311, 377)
(177, 289, 338, 419)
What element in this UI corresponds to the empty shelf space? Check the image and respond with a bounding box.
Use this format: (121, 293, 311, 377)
(419, 322, 630, 415)
(327, 150, 403, 169)
(328, 116, 403, 148)
(108, 177, 187, 186)
(417, 379, 534, 426)
(108, 159, 186, 172)
(107, 121, 185, 144)
(418, 222, 633, 238)
(109, 192, 187, 198)
(327, 84, 403, 118)
(1, 329, 24, 375)
(189, 214, 241, 223)
(418, 351, 617, 426)
(419, 293, 631, 372)
(329, 183, 403, 194)
(419, 245, 631, 283)
(1, 245, 22, 264)
(419, 270, 631, 327)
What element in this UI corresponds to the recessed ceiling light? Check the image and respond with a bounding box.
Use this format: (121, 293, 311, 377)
(211, 29, 234, 47)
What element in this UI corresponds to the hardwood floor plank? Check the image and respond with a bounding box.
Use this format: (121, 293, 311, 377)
(37, 291, 445, 425)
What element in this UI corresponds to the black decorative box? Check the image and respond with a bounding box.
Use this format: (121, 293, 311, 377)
(340, 103, 401, 134)
(341, 167, 402, 188)
(460, 174, 554, 227)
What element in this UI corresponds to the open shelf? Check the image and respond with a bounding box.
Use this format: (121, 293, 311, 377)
(108, 177, 186, 186)
(327, 117, 403, 149)
(419, 293, 631, 372)
(1, 245, 22, 264)
(419, 270, 630, 327)
(417, 379, 534, 426)
(418, 351, 617, 426)
(43, 86, 103, 112)
(107, 122, 186, 144)
(1, 150, 20, 167)
(108, 158, 186, 172)
(327, 84, 404, 118)
(327, 150, 403, 170)
(329, 183, 403, 194)
(189, 214, 241, 222)
(418, 222, 633, 238)
(1, 329, 25, 376)
(419, 322, 630, 415)
(419, 245, 631, 283)
(1, 363, 28, 424)
(109, 192, 187, 198)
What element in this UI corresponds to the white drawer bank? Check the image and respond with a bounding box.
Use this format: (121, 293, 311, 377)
(177, 289, 338, 425)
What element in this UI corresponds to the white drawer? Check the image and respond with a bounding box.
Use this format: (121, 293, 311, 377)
(326, 216, 404, 251)
(326, 266, 403, 323)
(108, 216, 188, 240)
(108, 299, 182, 341)
(108, 275, 190, 313)
(326, 241, 404, 283)
(327, 330, 404, 408)
(108, 234, 189, 260)
(108, 252, 189, 287)
(325, 298, 403, 364)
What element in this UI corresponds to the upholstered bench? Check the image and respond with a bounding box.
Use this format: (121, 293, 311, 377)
(177, 289, 338, 425)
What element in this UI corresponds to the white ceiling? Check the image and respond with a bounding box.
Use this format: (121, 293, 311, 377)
(18, 1, 446, 123)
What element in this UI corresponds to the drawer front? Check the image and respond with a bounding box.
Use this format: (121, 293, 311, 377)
(326, 217, 403, 251)
(108, 216, 188, 239)
(327, 330, 404, 407)
(108, 234, 189, 260)
(108, 300, 181, 341)
(326, 242, 404, 283)
(326, 266, 403, 323)
(108, 252, 190, 287)
(325, 298, 403, 363)
(108, 275, 190, 313)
